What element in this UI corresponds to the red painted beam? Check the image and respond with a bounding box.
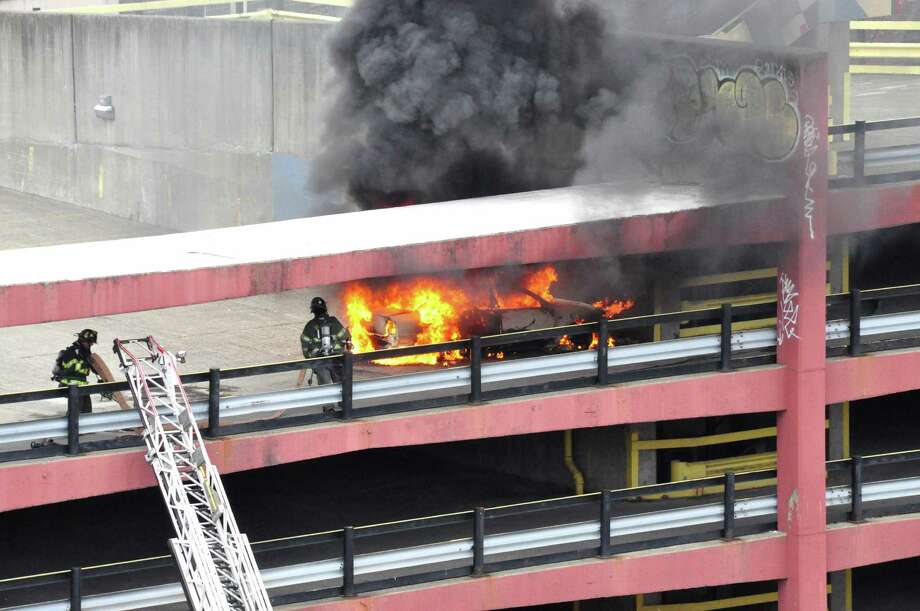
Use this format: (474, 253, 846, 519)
(828, 180, 920, 235)
(281, 515, 920, 611)
(3, 179, 917, 328)
(284, 534, 787, 611)
(0, 366, 785, 512)
(2, 181, 917, 328)
(5, 345, 920, 513)
(825, 349, 920, 404)
(0, 199, 788, 328)
(827, 513, 920, 571)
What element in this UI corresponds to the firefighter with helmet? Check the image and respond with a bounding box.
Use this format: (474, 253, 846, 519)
(51, 328, 101, 414)
(300, 296, 351, 386)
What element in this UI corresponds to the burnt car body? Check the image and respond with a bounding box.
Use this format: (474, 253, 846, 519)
(368, 290, 600, 353)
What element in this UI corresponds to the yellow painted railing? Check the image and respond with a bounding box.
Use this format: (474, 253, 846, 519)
(210, 9, 339, 21)
(677, 264, 833, 338)
(627, 421, 830, 496)
(627, 426, 778, 489)
(670, 451, 776, 481)
(849, 21, 920, 75)
(677, 267, 777, 339)
(48, 0, 349, 15)
(636, 584, 834, 610)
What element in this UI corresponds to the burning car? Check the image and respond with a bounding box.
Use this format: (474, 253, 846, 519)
(371, 289, 600, 351)
(344, 266, 634, 366)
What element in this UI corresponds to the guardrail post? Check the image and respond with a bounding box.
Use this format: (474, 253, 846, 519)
(720, 303, 732, 372)
(723, 472, 736, 539)
(343, 526, 355, 596)
(596, 320, 609, 385)
(850, 455, 864, 523)
(849, 288, 862, 357)
(67, 385, 81, 455)
(206, 368, 220, 438)
(70, 566, 81, 611)
(600, 489, 612, 557)
(854, 120, 866, 184)
(472, 507, 485, 576)
(341, 352, 354, 420)
(470, 336, 482, 403)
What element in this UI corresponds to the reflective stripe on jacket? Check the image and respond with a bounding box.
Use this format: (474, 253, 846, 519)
(301, 315, 350, 358)
(56, 343, 94, 384)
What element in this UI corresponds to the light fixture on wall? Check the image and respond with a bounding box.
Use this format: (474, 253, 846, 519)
(94, 96, 115, 121)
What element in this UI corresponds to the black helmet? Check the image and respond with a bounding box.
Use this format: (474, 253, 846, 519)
(310, 296, 328, 315)
(77, 329, 98, 344)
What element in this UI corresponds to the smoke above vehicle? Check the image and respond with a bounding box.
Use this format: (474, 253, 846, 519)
(313, 0, 637, 209)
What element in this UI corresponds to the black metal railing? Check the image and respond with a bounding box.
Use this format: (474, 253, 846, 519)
(5, 448, 920, 607)
(829, 115, 920, 187)
(6, 280, 920, 463)
(0, 299, 780, 462)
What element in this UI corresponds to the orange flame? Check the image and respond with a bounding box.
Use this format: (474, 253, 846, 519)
(588, 333, 617, 350)
(344, 280, 469, 365)
(593, 298, 636, 318)
(343, 265, 634, 366)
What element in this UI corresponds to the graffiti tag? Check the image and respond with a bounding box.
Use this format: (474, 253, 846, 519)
(777, 272, 800, 346)
(663, 57, 801, 161)
(802, 114, 819, 239)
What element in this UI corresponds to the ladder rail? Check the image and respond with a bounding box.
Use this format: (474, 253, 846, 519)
(115, 337, 272, 610)
(118, 339, 236, 610)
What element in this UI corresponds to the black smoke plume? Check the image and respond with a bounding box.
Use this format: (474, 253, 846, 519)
(314, 0, 636, 209)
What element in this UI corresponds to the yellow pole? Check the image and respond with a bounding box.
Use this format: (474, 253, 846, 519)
(628, 430, 640, 488)
(845, 567, 853, 611)
(563, 430, 585, 495)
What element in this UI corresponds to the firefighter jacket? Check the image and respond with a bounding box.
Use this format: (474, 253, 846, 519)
(301, 315, 350, 358)
(54, 342, 96, 386)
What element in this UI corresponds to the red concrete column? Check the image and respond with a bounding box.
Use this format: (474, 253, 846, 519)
(776, 55, 829, 610)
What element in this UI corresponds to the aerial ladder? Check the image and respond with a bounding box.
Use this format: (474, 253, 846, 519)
(114, 336, 272, 610)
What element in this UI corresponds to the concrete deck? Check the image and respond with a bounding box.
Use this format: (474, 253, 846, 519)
(0, 187, 169, 249)
(0, 182, 789, 327)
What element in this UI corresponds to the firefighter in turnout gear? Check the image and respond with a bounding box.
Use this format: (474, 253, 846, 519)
(51, 329, 100, 414)
(300, 296, 351, 386)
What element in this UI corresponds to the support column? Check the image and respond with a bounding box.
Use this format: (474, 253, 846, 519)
(626, 423, 657, 488)
(827, 237, 849, 611)
(776, 55, 829, 611)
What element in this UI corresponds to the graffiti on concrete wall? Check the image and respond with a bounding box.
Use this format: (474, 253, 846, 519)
(777, 272, 800, 346)
(663, 56, 801, 162)
(801, 114, 819, 239)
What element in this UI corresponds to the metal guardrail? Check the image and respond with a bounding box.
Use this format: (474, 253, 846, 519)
(5, 449, 920, 610)
(0, 300, 775, 461)
(4, 283, 920, 461)
(829, 116, 920, 187)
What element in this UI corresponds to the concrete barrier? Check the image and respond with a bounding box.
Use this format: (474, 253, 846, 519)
(72, 16, 273, 151)
(0, 14, 77, 202)
(0, 12, 335, 230)
(0, 13, 75, 144)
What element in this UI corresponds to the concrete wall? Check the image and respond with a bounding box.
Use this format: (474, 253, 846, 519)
(73, 17, 273, 151)
(272, 21, 333, 219)
(273, 21, 329, 158)
(0, 14, 77, 201)
(0, 12, 334, 230)
(0, 13, 74, 143)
